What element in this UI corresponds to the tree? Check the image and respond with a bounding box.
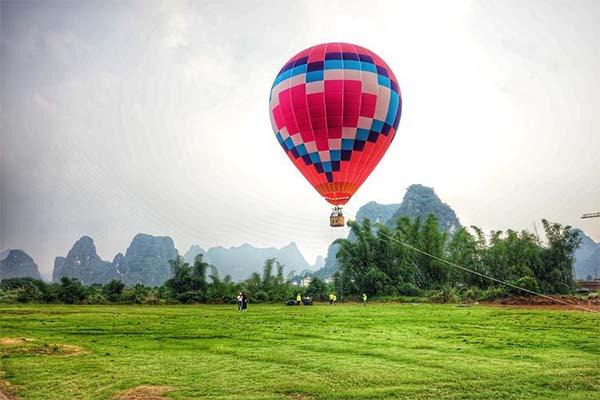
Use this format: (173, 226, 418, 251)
(190, 254, 209, 302)
(58, 277, 86, 304)
(446, 227, 486, 287)
(539, 220, 580, 294)
(103, 280, 125, 302)
(262, 258, 275, 296)
(417, 214, 447, 288)
(191, 254, 209, 293)
(165, 256, 192, 296)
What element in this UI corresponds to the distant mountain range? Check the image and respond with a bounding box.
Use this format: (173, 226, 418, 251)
(183, 242, 313, 281)
(1, 183, 598, 284)
(52, 234, 178, 286)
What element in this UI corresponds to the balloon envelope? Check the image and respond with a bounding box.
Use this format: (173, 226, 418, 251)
(269, 43, 402, 206)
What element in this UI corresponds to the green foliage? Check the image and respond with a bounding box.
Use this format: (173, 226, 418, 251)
(478, 287, 508, 301)
(461, 286, 481, 302)
(428, 287, 459, 303)
(58, 277, 86, 304)
(539, 220, 581, 294)
(510, 276, 541, 295)
(102, 280, 125, 302)
(305, 277, 332, 301)
(334, 217, 578, 299)
(397, 282, 422, 297)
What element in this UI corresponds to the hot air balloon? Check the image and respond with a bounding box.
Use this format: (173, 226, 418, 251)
(269, 43, 402, 227)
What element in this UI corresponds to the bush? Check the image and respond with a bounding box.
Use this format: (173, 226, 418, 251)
(16, 284, 43, 303)
(144, 291, 160, 305)
(103, 280, 125, 302)
(478, 287, 508, 301)
(428, 287, 459, 303)
(175, 291, 204, 304)
(43, 284, 61, 303)
(509, 276, 541, 295)
(0, 289, 18, 304)
(461, 287, 481, 302)
(397, 283, 423, 297)
(58, 278, 86, 304)
(86, 293, 107, 304)
(254, 291, 268, 303)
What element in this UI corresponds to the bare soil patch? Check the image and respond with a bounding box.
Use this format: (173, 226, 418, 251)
(0, 338, 85, 356)
(113, 385, 173, 400)
(0, 378, 18, 400)
(484, 295, 600, 311)
(0, 338, 33, 346)
(288, 394, 314, 400)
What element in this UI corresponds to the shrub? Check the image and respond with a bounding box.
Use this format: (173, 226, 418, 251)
(428, 287, 459, 303)
(86, 293, 107, 304)
(175, 291, 203, 304)
(103, 280, 125, 302)
(509, 276, 541, 295)
(461, 287, 481, 302)
(58, 278, 86, 304)
(0, 289, 18, 304)
(397, 283, 423, 297)
(254, 291, 268, 303)
(478, 287, 508, 301)
(144, 292, 160, 305)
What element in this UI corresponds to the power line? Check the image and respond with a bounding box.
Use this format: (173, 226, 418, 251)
(376, 231, 598, 313)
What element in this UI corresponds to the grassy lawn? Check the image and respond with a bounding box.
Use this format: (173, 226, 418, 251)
(0, 303, 598, 399)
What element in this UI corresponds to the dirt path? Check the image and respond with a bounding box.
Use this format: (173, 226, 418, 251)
(484, 295, 600, 312)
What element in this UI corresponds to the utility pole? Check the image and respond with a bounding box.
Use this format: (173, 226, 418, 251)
(581, 212, 600, 219)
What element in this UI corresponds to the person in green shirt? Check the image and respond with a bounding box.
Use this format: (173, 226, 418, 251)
(362, 293, 367, 306)
(296, 292, 302, 306)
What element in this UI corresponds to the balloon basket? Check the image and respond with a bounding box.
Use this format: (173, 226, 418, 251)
(330, 206, 345, 227)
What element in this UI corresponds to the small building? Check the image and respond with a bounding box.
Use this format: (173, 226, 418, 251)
(576, 280, 600, 292)
(300, 276, 312, 287)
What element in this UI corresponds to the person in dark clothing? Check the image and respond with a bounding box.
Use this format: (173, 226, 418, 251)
(242, 293, 248, 312)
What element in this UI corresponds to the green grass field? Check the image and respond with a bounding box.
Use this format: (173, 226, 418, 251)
(1, 303, 598, 399)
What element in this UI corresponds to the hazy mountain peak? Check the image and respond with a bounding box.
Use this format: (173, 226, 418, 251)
(387, 184, 461, 232)
(203, 241, 310, 281)
(0, 249, 11, 261)
(356, 201, 402, 223)
(0, 249, 42, 280)
(573, 229, 600, 279)
(183, 245, 206, 264)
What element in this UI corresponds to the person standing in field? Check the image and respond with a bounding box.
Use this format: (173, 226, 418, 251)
(362, 293, 367, 306)
(296, 292, 302, 305)
(328, 293, 334, 305)
(242, 293, 248, 312)
(332, 294, 337, 305)
(237, 292, 243, 311)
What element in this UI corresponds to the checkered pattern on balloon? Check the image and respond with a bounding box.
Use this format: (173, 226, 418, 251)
(269, 43, 402, 217)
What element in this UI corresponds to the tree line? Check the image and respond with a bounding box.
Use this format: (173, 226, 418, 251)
(333, 216, 581, 301)
(0, 257, 333, 305)
(0, 216, 583, 304)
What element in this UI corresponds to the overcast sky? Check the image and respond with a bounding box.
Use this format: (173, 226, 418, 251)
(2, 0, 599, 277)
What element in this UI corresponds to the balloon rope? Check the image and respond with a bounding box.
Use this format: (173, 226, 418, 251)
(376, 231, 598, 313)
